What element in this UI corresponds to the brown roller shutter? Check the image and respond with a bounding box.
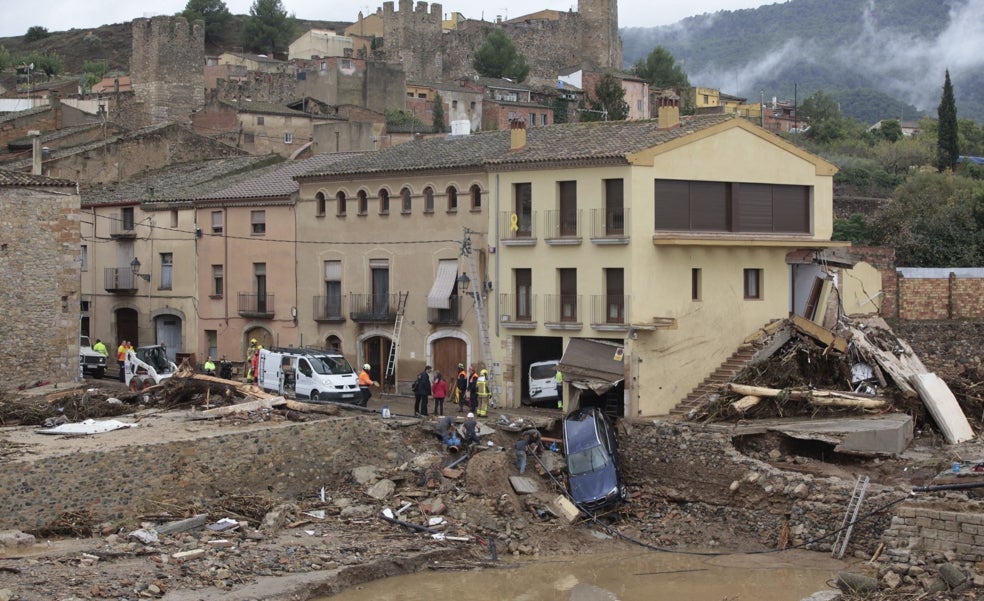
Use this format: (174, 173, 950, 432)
(773, 185, 810, 233)
(654, 179, 691, 230)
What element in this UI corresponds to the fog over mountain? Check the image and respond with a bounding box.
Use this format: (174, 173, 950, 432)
(622, 0, 984, 123)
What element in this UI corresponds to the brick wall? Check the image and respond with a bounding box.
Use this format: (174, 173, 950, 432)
(0, 185, 80, 390)
(896, 274, 984, 320)
(882, 503, 984, 565)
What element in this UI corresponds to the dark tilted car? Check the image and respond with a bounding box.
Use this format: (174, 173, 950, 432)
(563, 406, 626, 510)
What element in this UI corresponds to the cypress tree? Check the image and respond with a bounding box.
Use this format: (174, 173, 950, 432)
(936, 69, 959, 172)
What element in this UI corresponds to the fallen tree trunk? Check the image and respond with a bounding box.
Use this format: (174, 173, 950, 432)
(727, 383, 887, 409)
(194, 396, 287, 419)
(283, 399, 339, 416)
(731, 395, 762, 412)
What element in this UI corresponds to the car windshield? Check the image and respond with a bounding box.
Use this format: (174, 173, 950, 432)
(531, 363, 557, 379)
(310, 355, 354, 375)
(567, 445, 609, 476)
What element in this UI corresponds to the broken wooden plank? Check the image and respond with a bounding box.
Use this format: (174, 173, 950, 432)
(731, 395, 762, 412)
(910, 373, 974, 444)
(791, 314, 848, 353)
(196, 396, 286, 418)
(283, 399, 339, 415)
(727, 384, 887, 409)
(847, 327, 922, 397)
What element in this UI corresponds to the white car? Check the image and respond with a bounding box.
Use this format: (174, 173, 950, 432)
(79, 336, 107, 379)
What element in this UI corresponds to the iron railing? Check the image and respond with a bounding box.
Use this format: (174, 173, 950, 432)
(313, 295, 346, 322)
(590, 207, 629, 239)
(427, 296, 463, 325)
(349, 293, 401, 322)
(590, 294, 630, 327)
(544, 293, 581, 323)
(237, 292, 275, 317)
(103, 267, 138, 293)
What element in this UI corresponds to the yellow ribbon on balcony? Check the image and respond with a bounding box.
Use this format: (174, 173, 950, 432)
(510, 213, 519, 232)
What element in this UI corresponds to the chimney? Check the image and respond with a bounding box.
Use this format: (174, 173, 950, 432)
(28, 130, 42, 175)
(510, 119, 527, 150)
(657, 96, 680, 129)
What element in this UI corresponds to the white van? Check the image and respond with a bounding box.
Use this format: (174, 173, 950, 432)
(528, 359, 560, 405)
(257, 347, 361, 402)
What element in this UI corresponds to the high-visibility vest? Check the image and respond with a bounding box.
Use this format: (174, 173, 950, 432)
(477, 376, 489, 397)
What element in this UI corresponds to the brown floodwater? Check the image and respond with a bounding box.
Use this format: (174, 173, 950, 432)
(319, 548, 848, 601)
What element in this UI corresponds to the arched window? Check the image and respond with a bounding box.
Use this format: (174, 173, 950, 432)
(325, 335, 342, 352)
(379, 189, 390, 214)
(316, 192, 326, 217)
(401, 187, 412, 213)
(470, 184, 482, 210)
(336, 191, 347, 216)
(423, 187, 435, 212)
(358, 190, 368, 215)
(446, 186, 458, 212)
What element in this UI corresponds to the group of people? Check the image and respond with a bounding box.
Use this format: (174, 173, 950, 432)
(436, 412, 481, 450)
(412, 363, 491, 418)
(245, 339, 263, 383)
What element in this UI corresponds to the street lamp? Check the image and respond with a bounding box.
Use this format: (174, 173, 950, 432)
(457, 272, 471, 294)
(130, 257, 151, 282)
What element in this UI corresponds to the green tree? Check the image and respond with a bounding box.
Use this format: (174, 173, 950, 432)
(936, 69, 959, 172)
(432, 91, 446, 133)
(584, 73, 628, 122)
(21, 51, 63, 77)
(241, 0, 295, 56)
(876, 119, 903, 142)
(799, 90, 847, 143)
(832, 213, 876, 246)
(472, 29, 530, 82)
(79, 60, 109, 93)
(182, 0, 232, 45)
(0, 46, 9, 73)
(958, 118, 984, 157)
(632, 46, 689, 89)
(24, 26, 50, 42)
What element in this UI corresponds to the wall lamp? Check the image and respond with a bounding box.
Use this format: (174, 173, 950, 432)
(457, 272, 492, 296)
(130, 257, 151, 282)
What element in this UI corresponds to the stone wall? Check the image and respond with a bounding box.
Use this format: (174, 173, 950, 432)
(0, 417, 407, 530)
(881, 502, 984, 565)
(0, 185, 80, 390)
(131, 16, 206, 126)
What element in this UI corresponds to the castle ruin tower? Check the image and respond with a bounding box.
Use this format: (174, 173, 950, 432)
(578, 0, 622, 69)
(130, 16, 206, 127)
(381, 0, 443, 82)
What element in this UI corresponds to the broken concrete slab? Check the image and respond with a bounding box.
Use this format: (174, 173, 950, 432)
(509, 476, 539, 494)
(366, 479, 396, 500)
(769, 414, 914, 456)
(155, 514, 208, 535)
(911, 373, 974, 444)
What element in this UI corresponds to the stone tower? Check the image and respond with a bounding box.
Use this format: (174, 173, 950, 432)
(381, 0, 444, 82)
(578, 0, 622, 69)
(130, 16, 206, 127)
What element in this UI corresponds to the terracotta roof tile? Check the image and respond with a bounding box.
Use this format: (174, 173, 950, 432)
(203, 152, 365, 200)
(0, 168, 76, 187)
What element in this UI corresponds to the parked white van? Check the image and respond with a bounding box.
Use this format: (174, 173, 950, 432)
(527, 359, 560, 406)
(257, 347, 361, 402)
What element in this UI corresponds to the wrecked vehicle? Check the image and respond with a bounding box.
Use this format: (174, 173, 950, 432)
(79, 336, 107, 379)
(563, 406, 626, 510)
(526, 359, 560, 407)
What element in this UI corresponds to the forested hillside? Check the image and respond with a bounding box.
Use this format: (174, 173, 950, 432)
(622, 0, 984, 124)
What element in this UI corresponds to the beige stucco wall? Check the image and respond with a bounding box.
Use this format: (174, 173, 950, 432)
(840, 261, 884, 316)
(241, 113, 315, 157)
(289, 30, 353, 60)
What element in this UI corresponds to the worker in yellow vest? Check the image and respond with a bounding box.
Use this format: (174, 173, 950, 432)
(476, 369, 491, 417)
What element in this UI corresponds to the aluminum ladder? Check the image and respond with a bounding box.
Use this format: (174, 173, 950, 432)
(462, 228, 498, 403)
(832, 474, 870, 558)
(384, 292, 409, 381)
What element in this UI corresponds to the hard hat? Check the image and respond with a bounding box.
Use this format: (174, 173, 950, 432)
(363, 363, 371, 370)
(250, 338, 257, 344)
(480, 369, 488, 376)
(467, 412, 474, 418)
(458, 363, 464, 369)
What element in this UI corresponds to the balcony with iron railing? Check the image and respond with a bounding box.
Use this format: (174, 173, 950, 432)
(499, 211, 537, 245)
(590, 294, 630, 330)
(104, 267, 138, 294)
(313, 295, 346, 323)
(349, 293, 401, 323)
(109, 218, 138, 238)
(544, 209, 582, 245)
(427, 295, 463, 326)
(238, 292, 275, 318)
(544, 293, 582, 329)
(590, 207, 629, 244)
(498, 293, 537, 329)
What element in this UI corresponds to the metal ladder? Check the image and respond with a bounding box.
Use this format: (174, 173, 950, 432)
(462, 228, 498, 403)
(832, 475, 870, 558)
(384, 292, 408, 381)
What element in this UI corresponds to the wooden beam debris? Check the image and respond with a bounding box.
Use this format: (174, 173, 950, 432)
(727, 383, 887, 410)
(791, 314, 848, 353)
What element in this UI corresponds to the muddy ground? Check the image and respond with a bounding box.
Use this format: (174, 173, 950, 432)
(2, 319, 984, 600)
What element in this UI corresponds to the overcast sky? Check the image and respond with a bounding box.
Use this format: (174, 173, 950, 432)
(0, 0, 775, 39)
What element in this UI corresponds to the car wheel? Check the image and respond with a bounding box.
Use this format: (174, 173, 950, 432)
(94, 367, 104, 379)
(619, 485, 628, 500)
(310, 390, 321, 401)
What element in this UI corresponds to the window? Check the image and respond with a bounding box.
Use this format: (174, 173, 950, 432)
(604, 179, 624, 236)
(529, 113, 535, 126)
(559, 268, 577, 322)
(541, 113, 548, 125)
(605, 268, 624, 323)
(211, 210, 223, 233)
(558, 180, 577, 236)
(336, 191, 347, 216)
(257, 116, 264, 125)
(637, 99, 643, 112)
(160, 253, 173, 290)
(744, 268, 762, 300)
(321, 61, 327, 71)
(316, 192, 326, 216)
(80, 245, 88, 271)
(206, 330, 217, 361)
(326, 335, 341, 352)
(251, 210, 266, 235)
(446, 186, 458, 212)
(212, 265, 223, 296)
(424, 187, 435, 212)
(418, 93, 427, 99)
(243, 133, 255, 143)
(508, 111, 516, 120)
(284, 132, 293, 144)
(170, 210, 178, 228)
(358, 190, 368, 215)
(379, 189, 390, 214)
(470, 184, 482, 210)
(121, 207, 134, 231)
(692, 268, 702, 301)
(452, 99, 458, 109)
(514, 183, 532, 236)
(515, 268, 532, 320)
(341, 59, 351, 69)
(470, 101, 476, 110)
(654, 179, 810, 234)
(407, 92, 414, 97)
(401, 187, 412, 213)
(255, 263, 268, 313)
(324, 260, 342, 320)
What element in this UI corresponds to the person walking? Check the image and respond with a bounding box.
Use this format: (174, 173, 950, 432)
(432, 371, 447, 416)
(455, 363, 468, 412)
(515, 434, 532, 475)
(116, 341, 127, 382)
(413, 365, 432, 417)
(476, 369, 491, 417)
(358, 363, 379, 407)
